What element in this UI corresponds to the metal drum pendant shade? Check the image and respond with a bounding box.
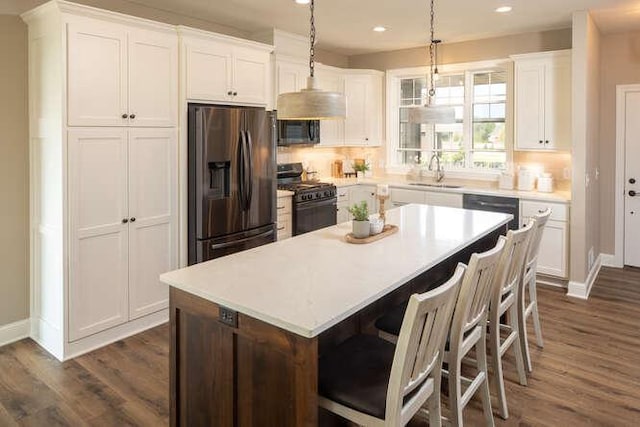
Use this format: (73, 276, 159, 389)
(277, 77, 346, 120)
(277, 0, 346, 120)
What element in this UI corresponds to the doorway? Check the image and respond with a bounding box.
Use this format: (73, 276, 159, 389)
(615, 85, 640, 268)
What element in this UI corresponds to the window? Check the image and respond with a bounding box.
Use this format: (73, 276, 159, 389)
(388, 62, 510, 174)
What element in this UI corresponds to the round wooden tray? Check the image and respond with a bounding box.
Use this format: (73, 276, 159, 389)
(345, 224, 398, 244)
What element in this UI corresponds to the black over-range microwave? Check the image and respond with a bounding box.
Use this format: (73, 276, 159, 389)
(276, 117, 320, 146)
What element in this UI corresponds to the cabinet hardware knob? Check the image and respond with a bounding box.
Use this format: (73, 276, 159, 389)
(122, 218, 129, 223)
(630, 190, 637, 197)
(130, 217, 136, 222)
(277, 206, 285, 210)
(365, 137, 369, 141)
(122, 113, 129, 119)
(233, 92, 238, 96)
(630, 178, 636, 184)
(227, 91, 233, 95)
(539, 140, 543, 144)
(129, 114, 136, 119)
(277, 226, 285, 231)
(545, 140, 549, 144)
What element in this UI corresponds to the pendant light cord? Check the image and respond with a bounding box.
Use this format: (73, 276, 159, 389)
(309, 0, 316, 78)
(428, 0, 436, 102)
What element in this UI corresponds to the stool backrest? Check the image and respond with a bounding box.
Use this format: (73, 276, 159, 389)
(492, 221, 535, 306)
(453, 237, 506, 337)
(386, 264, 466, 423)
(526, 208, 551, 268)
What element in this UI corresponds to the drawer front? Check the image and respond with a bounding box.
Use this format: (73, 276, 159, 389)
(390, 188, 426, 204)
(276, 217, 292, 240)
(336, 187, 351, 203)
(521, 200, 569, 221)
(276, 197, 292, 216)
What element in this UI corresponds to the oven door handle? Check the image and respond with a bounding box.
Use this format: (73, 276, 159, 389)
(296, 198, 337, 209)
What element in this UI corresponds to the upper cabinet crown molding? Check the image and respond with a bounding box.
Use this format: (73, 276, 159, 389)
(21, 0, 176, 34)
(178, 26, 274, 53)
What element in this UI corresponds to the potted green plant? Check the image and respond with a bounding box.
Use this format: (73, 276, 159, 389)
(347, 201, 370, 238)
(352, 162, 370, 180)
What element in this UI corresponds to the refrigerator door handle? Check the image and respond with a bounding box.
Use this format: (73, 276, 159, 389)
(245, 130, 254, 211)
(237, 130, 246, 209)
(209, 229, 274, 250)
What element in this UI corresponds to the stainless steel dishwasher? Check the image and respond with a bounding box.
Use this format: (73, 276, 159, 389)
(463, 194, 519, 230)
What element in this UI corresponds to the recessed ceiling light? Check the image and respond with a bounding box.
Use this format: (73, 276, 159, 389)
(373, 26, 387, 32)
(495, 6, 512, 13)
(295, 0, 310, 4)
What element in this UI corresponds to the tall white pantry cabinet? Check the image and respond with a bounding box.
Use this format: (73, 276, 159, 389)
(22, 1, 178, 360)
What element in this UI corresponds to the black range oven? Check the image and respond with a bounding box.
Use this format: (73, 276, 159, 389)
(277, 163, 337, 236)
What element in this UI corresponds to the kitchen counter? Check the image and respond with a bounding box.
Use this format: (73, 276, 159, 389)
(161, 204, 511, 338)
(330, 175, 571, 203)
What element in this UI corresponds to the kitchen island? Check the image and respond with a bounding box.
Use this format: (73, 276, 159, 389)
(161, 204, 511, 426)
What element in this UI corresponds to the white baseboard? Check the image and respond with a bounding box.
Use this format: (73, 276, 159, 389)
(600, 253, 619, 268)
(31, 317, 65, 361)
(567, 254, 602, 300)
(0, 318, 31, 347)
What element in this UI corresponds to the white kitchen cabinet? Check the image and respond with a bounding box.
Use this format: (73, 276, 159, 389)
(183, 29, 272, 106)
(520, 200, 569, 278)
(67, 18, 177, 127)
(390, 188, 425, 207)
(276, 58, 308, 96)
(68, 128, 177, 340)
(336, 186, 352, 224)
(343, 72, 383, 147)
(23, 2, 179, 360)
(351, 185, 378, 213)
(316, 67, 345, 147)
(512, 50, 571, 151)
(390, 187, 463, 209)
(276, 193, 293, 240)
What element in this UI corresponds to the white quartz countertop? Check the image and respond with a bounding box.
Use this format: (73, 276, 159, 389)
(161, 204, 511, 338)
(331, 176, 571, 203)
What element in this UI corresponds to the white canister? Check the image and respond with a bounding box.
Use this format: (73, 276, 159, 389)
(499, 172, 515, 190)
(517, 169, 536, 191)
(537, 174, 554, 193)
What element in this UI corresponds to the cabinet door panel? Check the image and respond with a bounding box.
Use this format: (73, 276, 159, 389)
(424, 192, 463, 208)
(544, 58, 571, 150)
(67, 21, 127, 126)
(344, 75, 369, 146)
(276, 61, 306, 95)
(186, 41, 232, 102)
(534, 220, 567, 278)
(317, 69, 345, 146)
(514, 63, 545, 150)
(68, 129, 129, 341)
(129, 30, 178, 127)
(128, 129, 177, 319)
(233, 47, 269, 105)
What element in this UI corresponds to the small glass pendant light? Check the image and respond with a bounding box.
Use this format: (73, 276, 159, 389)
(408, 0, 456, 124)
(277, 0, 346, 120)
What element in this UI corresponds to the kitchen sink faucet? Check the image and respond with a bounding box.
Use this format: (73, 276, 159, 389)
(428, 153, 445, 182)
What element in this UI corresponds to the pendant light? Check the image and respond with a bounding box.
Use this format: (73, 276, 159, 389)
(408, 0, 456, 124)
(277, 0, 346, 120)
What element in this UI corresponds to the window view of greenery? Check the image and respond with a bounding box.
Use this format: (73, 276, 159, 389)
(396, 69, 507, 171)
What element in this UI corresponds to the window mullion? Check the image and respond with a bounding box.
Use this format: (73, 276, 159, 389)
(464, 71, 473, 169)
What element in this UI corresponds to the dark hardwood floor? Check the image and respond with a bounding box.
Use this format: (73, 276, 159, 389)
(1, 266, 640, 426)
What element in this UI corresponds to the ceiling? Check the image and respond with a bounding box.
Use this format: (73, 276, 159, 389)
(7, 0, 640, 55)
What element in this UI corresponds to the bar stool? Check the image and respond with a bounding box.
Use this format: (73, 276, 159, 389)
(443, 237, 505, 427)
(318, 265, 465, 427)
(487, 221, 534, 419)
(518, 208, 551, 372)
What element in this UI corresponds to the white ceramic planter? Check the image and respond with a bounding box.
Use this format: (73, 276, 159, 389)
(352, 220, 370, 238)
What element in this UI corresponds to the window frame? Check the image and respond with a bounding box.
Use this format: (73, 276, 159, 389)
(386, 59, 514, 179)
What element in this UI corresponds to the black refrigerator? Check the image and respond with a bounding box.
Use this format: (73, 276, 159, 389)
(188, 104, 276, 265)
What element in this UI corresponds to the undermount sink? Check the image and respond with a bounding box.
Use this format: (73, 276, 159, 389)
(409, 182, 463, 189)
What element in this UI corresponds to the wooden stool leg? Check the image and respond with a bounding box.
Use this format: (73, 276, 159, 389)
(510, 302, 528, 386)
(448, 355, 464, 427)
(489, 316, 508, 419)
(529, 278, 544, 348)
(518, 275, 533, 372)
(428, 374, 443, 427)
(477, 327, 496, 427)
